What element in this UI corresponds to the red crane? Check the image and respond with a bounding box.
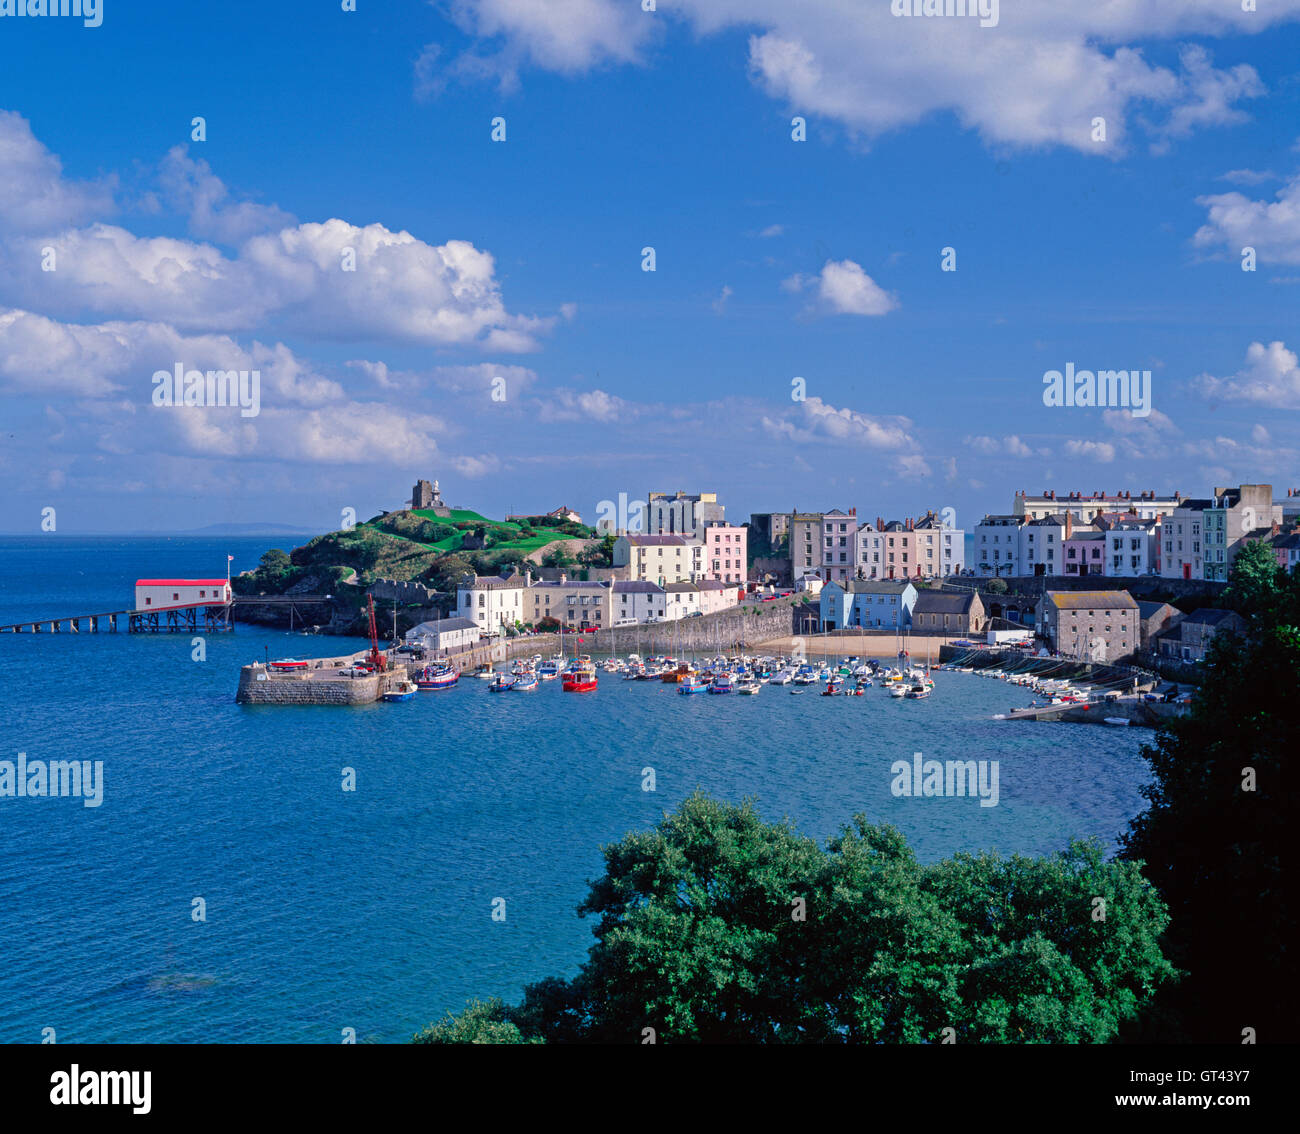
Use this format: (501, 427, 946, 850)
(366, 595, 387, 672)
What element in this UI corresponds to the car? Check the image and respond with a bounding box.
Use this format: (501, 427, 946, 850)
(688, 611, 703, 618)
(394, 644, 420, 654)
(337, 665, 368, 677)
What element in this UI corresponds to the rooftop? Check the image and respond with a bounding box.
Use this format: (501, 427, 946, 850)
(1044, 591, 1139, 610)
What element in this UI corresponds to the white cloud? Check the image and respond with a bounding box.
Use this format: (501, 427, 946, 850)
(1064, 439, 1116, 463)
(0, 118, 559, 351)
(0, 111, 115, 234)
(1194, 175, 1300, 264)
(783, 258, 897, 316)
(758, 224, 784, 238)
(965, 434, 1039, 458)
(1194, 340, 1300, 408)
(536, 387, 629, 423)
(427, 1, 1288, 153)
(712, 284, 733, 314)
(158, 146, 296, 245)
(762, 396, 916, 450)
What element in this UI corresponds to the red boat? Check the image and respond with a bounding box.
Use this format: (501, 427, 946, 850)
(562, 661, 598, 692)
(269, 658, 309, 671)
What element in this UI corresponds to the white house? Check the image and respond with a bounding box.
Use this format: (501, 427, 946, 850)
(611, 580, 666, 623)
(973, 515, 1026, 577)
(613, 534, 704, 584)
(662, 582, 702, 619)
(1105, 518, 1160, 576)
(404, 616, 478, 652)
(457, 573, 527, 633)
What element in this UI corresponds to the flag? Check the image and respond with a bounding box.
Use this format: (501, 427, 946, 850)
(227, 555, 234, 562)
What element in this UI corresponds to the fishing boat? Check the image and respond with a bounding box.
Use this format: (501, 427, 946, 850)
(708, 673, 734, 694)
(904, 682, 930, 699)
(381, 680, 418, 702)
(473, 662, 497, 680)
(660, 663, 693, 684)
(889, 684, 907, 699)
(415, 665, 458, 689)
(792, 666, 817, 686)
(538, 660, 561, 680)
(562, 661, 598, 692)
(512, 672, 539, 691)
(736, 678, 761, 695)
(679, 674, 708, 695)
(820, 682, 840, 697)
(487, 674, 515, 692)
(769, 669, 793, 685)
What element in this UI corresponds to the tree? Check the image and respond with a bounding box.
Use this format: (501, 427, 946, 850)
(1224, 538, 1287, 623)
(412, 999, 537, 1044)
(541, 545, 573, 569)
(258, 548, 291, 575)
(1120, 589, 1297, 1040)
(419, 794, 1175, 1044)
(429, 554, 474, 593)
(985, 577, 1008, 594)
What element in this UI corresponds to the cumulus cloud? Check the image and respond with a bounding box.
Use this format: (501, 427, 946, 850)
(0, 117, 559, 350)
(1064, 439, 1116, 463)
(536, 387, 629, 423)
(424, 1, 1287, 153)
(783, 259, 897, 316)
(158, 146, 296, 244)
(1194, 176, 1300, 264)
(965, 434, 1040, 458)
(1193, 340, 1300, 408)
(0, 111, 115, 233)
(762, 395, 916, 450)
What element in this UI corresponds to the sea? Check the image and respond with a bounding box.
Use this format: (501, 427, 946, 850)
(0, 536, 1152, 1043)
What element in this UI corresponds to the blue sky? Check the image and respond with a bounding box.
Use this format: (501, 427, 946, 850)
(1, 0, 1298, 535)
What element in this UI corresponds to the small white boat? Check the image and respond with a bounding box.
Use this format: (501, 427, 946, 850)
(736, 679, 761, 695)
(382, 681, 418, 702)
(1103, 717, 1130, 727)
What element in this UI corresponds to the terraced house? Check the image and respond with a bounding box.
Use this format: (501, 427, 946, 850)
(527, 578, 612, 630)
(457, 572, 527, 633)
(612, 534, 704, 585)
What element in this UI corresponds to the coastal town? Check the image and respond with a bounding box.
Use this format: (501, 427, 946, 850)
(391, 479, 1300, 666)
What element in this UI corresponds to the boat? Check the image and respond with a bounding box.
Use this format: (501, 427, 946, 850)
(679, 675, 708, 694)
(1103, 717, 1131, 727)
(538, 660, 561, 680)
(562, 662, 598, 692)
(473, 663, 497, 679)
(488, 674, 515, 692)
(736, 678, 761, 695)
(904, 683, 930, 699)
(512, 672, 539, 691)
(269, 658, 309, 671)
(889, 684, 907, 698)
(769, 669, 793, 685)
(381, 680, 418, 702)
(820, 682, 840, 697)
(415, 665, 458, 689)
(661, 663, 694, 684)
(708, 674, 734, 694)
(792, 667, 817, 686)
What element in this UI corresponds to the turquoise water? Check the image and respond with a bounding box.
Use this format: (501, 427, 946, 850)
(0, 537, 1152, 1043)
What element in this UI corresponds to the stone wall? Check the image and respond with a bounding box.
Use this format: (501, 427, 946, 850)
(368, 577, 442, 605)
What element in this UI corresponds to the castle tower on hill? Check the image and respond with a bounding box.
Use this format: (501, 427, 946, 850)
(412, 478, 452, 517)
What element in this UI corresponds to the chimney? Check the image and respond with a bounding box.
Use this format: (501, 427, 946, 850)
(525, 569, 533, 586)
(559, 572, 567, 585)
(1065, 512, 1073, 540)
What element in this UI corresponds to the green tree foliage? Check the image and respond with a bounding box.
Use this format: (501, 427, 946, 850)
(258, 548, 291, 575)
(412, 999, 537, 1044)
(419, 794, 1174, 1044)
(1121, 553, 1299, 1041)
(428, 554, 474, 593)
(985, 577, 1009, 594)
(541, 545, 573, 569)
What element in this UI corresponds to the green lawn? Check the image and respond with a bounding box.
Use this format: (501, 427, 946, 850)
(396, 509, 587, 554)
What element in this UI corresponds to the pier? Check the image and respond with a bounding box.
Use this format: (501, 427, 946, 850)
(0, 605, 232, 634)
